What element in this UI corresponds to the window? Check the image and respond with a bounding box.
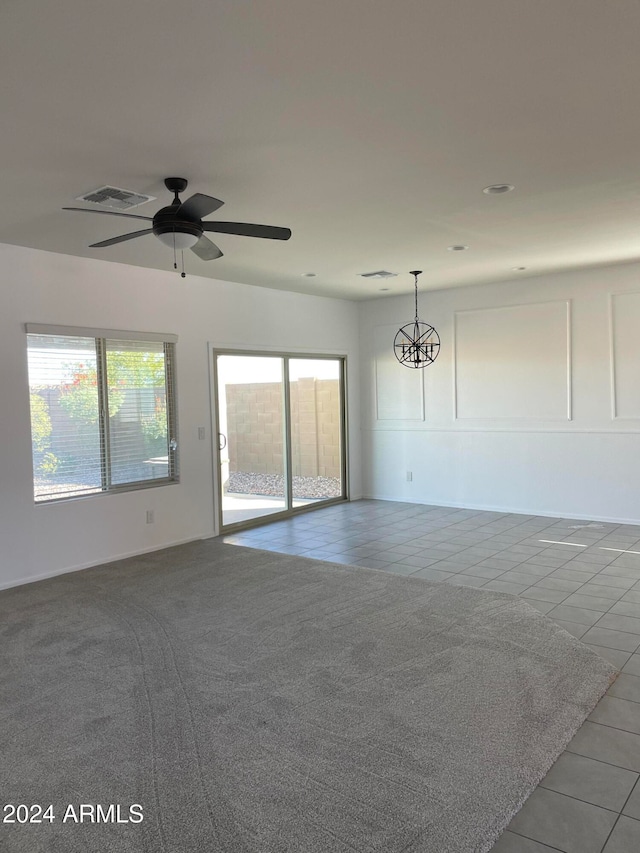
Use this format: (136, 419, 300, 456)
(26, 325, 178, 502)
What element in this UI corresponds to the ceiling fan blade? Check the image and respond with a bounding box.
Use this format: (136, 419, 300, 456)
(178, 193, 224, 220)
(63, 207, 153, 222)
(190, 235, 223, 261)
(202, 221, 292, 240)
(89, 228, 154, 248)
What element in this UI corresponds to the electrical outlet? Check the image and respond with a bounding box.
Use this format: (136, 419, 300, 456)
(198, 426, 205, 440)
(146, 510, 154, 524)
(406, 471, 413, 482)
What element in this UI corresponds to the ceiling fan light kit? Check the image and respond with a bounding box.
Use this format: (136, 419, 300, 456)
(155, 230, 199, 250)
(63, 177, 292, 276)
(393, 270, 441, 369)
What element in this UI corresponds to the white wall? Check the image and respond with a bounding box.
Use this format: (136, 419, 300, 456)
(359, 261, 640, 524)
(0, 243, 361, 589)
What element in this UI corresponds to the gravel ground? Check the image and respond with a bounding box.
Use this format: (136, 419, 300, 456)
(35, 472, 342, 502)
(227, 472, 341, 500)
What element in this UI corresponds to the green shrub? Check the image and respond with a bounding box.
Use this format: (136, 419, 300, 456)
(30, 393, 52, 452)
(39, 452, 60, 475)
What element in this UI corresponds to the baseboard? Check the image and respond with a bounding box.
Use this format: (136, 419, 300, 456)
(0, 534, 216, 592)
(360, 493, 640, 526)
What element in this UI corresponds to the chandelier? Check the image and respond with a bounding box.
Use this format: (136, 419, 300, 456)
(393, 270, 441, 369)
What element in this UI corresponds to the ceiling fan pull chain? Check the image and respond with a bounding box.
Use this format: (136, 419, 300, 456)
(173, 230, 178, 270)
(181, 250, 186, 279)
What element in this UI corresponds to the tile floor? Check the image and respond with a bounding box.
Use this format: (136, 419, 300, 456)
(223, 499, 640, 852)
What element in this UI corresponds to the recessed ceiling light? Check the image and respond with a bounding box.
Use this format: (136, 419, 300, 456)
(447, 245, 468, 252)
(483, 183, 515, 194)
(512, 266, 527, 271)
(302, 272, 317, 277)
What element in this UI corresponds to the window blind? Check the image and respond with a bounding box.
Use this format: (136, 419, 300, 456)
(27, 330, 178, 502)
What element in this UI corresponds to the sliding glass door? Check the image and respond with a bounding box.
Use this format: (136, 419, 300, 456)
(214, 352, 346, 530)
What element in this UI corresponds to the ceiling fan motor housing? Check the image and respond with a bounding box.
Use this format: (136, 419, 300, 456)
(153, 181, 203, 248)
(152, 206, 203, 242)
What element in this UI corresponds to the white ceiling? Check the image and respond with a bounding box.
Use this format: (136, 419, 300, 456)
(3, 0, 640, 300)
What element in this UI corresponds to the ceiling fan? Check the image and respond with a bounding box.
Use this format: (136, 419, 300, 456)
(63, 177, 292, 264)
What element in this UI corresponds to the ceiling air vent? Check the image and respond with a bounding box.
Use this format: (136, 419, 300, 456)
(76, 185, 156, 210)
(360, 270, 397, 279)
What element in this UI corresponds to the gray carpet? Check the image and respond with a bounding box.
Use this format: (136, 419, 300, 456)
(0, 540, 616, 853)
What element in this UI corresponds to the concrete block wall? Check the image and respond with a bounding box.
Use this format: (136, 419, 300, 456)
(225, 378, 341, 478)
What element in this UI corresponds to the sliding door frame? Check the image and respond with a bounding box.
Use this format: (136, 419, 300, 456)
(211, 348, 349, 534)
